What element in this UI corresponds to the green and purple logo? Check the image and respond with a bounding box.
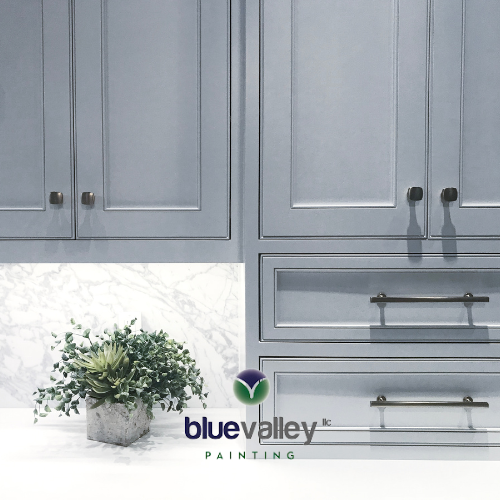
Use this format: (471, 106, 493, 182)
(233, 369, 270, 405)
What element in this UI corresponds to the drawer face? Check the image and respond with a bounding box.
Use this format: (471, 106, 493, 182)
(261, 256, 500, 342)
(261, 359, 500, 446)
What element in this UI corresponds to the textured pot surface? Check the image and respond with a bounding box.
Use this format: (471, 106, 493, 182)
(86, 397, 150, 446)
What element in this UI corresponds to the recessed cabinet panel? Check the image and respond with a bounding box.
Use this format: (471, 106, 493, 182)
(261, 359, 500, 446)
(261, 256, 500, 341)
(261, 0, 427, 238)
(75, 0, 229, 238)
(291, 0, 395, 208)
(430, 0, 500, 237)
(0, 0, 73, 238)
(103, 1, 200, 210)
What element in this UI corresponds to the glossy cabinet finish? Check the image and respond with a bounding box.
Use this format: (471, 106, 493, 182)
(0, 0, 73, 238)
(74, 0, 230, 239)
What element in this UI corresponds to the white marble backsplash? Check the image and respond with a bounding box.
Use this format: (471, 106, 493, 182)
(0, 263, 244, 408)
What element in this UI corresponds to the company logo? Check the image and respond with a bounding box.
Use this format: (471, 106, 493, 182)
(233, 369, 270, 405)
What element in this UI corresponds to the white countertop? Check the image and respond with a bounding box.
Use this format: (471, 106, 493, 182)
(1, 408, 500, 500)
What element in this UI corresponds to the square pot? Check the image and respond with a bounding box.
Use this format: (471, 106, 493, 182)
(86, 396, 150, 446)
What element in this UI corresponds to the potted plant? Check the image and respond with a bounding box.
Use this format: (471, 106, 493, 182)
(33, 319, 208, 446)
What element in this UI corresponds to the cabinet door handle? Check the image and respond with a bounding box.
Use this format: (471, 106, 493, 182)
(371, 395, 489, 408)
(81, 192, 95, 206)
(407, 187, 423, 201)
(370, 292, 489, 303)
(441, 187, 458, 202)
(49, 192, 63, 205)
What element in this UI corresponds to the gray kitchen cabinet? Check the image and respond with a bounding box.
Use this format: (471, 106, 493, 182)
(244, 0, 500, 460)
(0, 0, 73, 239)
(430, 0, 500, 238)
(261, 0, 500, 241)
(261, 0, 428, 239)
(74, 0, 230, 239)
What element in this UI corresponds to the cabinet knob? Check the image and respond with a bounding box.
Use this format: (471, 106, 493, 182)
(49, 192, 63, 205)
(441, 187, 458, 202)
(407, 187, 423, 202)
(81, 192, 95, 206)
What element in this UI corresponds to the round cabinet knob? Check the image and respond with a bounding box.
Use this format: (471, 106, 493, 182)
(407, 187, 423, 201)
(441, 187, 458, 202)
(81, 192, 95, 206)
(49, 192, 63, 204)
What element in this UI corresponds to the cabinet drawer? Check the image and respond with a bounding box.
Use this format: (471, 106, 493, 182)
(261, 256, 500, 342)
(261, 358, 500, 446)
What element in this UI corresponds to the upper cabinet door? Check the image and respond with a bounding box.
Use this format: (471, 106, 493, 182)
(74, 0, 229, 239)
(0, 0, 73, 238)
(260, 0, 428, 238)
(430, 0, 500, 238)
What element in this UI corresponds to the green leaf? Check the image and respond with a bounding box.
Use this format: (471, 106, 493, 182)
(50, 375, 56, 382)
(51, 332, 58, 338)
(33, 418, 38, 424)
(39, 413, 48, 417)
(44, 405, 51, 413)
(70, 318, 75, 325)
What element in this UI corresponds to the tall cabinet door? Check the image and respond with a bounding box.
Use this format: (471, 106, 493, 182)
(74, 0, 229, 239)
(0, 0, 73, 239)
(261, 0, 428, 238)
(430, 0, 500, 238)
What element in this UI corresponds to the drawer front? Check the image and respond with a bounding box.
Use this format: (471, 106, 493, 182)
(261, 358, 500, 446)
(261, 256, 500, 342)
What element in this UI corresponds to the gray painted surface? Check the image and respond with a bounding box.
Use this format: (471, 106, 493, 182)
(262, 359, 500, 446)
(261, 0, 427, 238)
(262, 255, 500, 342)
(430, 0, 500, 238)
(74, 0, 230, 239)
(244, 0, 500, 459)
(0, 0, 73, 238)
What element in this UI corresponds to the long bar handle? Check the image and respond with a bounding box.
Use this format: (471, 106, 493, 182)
(370, 395, 489, 408)
(370, 292, 489, 303)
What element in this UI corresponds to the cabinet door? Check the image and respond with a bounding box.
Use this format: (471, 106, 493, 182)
(74, 0, 229, 239)
(0, 0, 73, 239)
(430, 0, 500, 238)
(261, 0, 428, 238)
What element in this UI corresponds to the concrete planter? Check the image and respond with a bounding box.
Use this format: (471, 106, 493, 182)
(86, 396, 150, 446)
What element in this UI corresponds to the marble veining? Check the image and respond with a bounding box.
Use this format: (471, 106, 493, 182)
(0, 263, 243, 408)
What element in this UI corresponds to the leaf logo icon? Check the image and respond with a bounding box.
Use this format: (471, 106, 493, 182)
(233, 369, 270, 405)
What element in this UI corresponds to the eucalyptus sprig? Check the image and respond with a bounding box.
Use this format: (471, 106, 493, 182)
(33, 319, 208, 423)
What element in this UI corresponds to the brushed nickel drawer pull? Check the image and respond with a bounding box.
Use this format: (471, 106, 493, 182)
(370, 395, 489, 408)
(370, 292, 489, 303)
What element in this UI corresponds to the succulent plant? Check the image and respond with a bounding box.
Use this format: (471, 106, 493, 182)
(33, 319, 208, 423)
(73, 343, 136, 408)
